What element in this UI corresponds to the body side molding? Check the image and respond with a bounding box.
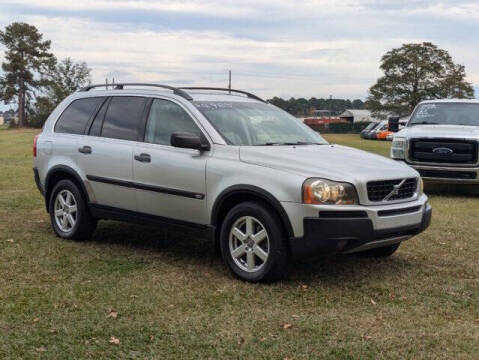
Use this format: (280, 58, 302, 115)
(86, 175, 205, 199)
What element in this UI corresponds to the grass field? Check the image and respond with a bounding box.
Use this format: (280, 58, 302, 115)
(1, 129, 478, 359)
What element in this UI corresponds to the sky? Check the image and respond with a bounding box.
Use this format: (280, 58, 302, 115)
(0, 0, 479, 111)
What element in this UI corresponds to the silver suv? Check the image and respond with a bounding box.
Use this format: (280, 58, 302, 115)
(33, 84, 431, 282)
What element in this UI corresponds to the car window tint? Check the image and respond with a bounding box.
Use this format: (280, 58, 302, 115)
(55, 97, 103, 134)
(89, 98, 109, 137)
(101, 96, 147, 141)
(145, 99, 201, 145)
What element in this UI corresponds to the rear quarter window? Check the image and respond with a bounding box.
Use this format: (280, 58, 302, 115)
(55, 97, 103, 134)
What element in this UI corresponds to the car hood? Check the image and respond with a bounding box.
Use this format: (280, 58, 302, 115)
(397, 124, 479, 139)
(239, 144, 418, 182)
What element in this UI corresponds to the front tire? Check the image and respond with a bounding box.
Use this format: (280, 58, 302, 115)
(49, 179, 96, 241)
(220, 201, 289, 282)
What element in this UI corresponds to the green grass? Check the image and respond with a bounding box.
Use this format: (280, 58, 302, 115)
(1, 130, 478, 359)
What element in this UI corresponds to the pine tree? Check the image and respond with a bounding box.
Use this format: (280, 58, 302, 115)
(0, 22, 55, 127)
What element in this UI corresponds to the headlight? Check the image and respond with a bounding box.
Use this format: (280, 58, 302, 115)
(417, 177, 424, 196)
(391, 137, 406, 159)
(303, 178, 358, 205)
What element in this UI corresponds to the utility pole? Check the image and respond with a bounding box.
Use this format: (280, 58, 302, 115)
(329, 94, 332, 120)
(228, 70, 231, 94)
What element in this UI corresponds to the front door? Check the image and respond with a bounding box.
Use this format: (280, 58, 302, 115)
(133, 98, 208, 224)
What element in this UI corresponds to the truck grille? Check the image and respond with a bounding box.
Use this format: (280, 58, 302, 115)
(367, 178, 417, 202)
(409, 139, 478, 164)
(417, 169, 477, 180)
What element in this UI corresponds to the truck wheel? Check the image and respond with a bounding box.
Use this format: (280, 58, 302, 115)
(220, 201, 289, 282)
(49, 179, 96, 241)
(359, 243, 400, 258)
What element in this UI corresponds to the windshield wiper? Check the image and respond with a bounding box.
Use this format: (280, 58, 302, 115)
(259, 141, 321, 146)
(410, 121, 438, 126)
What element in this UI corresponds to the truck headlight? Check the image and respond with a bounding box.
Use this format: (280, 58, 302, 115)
(303, 179, 358, 205)
(391, 137, 406, 159)
(417, 177, 424, 196)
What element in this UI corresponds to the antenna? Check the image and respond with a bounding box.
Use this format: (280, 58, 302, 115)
(228, 70, 231, 94)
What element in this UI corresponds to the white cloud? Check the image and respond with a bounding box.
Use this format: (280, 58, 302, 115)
(0, 0, 477, 100)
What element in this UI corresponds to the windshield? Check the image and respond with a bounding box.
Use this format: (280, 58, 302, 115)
(409, 103, 479, 126)
(194, 101, 328, 146)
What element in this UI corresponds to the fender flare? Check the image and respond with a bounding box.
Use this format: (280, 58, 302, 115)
(211, 184, 294, 239)
(44, 165, 90, 211)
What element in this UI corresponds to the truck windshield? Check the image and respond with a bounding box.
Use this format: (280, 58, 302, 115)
(409, 103, 479, 126)
(194, 101, 328, 146)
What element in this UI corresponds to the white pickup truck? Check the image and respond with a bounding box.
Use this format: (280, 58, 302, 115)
(391, 99, 479, 183)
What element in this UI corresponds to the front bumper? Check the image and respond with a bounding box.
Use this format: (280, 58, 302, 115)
(410, 164, 479, 184)
(285, 196, 431, 260)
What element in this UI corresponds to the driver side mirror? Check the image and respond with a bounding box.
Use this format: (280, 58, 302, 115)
(170, 132, 210, 151)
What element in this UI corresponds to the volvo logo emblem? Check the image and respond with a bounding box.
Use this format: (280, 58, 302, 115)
(390, 184, 400, 196)
(383, 179, 406, 201)
(432, 147, 453, 155)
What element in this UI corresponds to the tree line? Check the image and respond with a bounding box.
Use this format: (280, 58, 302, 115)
(267, 97, 365, 117)
(0, 21, 474, 127)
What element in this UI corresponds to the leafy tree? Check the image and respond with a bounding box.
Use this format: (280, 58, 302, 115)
(351, 99, 364, 109)
(368, 42, 474, 117)
(29, 58, 92, 127)
(45, 57, 91, 104)
(0, 22, 55, 127)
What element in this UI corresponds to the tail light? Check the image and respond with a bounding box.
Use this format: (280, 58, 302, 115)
(33, 134, 40, 157)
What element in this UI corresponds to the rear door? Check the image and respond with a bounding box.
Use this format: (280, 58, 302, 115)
(52, 96, 104, 183)
(79, 96, 149, 211)
(133, 98, 208, 224)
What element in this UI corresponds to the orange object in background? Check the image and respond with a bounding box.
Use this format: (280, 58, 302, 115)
(377, 130, 392, 140)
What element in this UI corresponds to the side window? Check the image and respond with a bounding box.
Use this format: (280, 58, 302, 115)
(145, 99, 202, 145)
(88, 97, 110, 137)
(55, 97, 103, 134)
(101, 96, 147, 141)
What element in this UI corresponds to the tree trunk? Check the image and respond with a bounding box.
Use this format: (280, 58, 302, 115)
(18, 78, 25, 127)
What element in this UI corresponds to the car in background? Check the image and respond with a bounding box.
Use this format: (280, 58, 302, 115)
(378, 119, 408, 141)
(360, 122, 379, 139)
(366, 120, 387, 139)
(377, 128, 391, 140)
(362, 121, 384, 139)
(391, 99, 479, 183)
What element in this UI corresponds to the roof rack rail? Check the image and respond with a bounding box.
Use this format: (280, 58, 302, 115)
(179, 87, 266, 103)
(78, 83, 193, 101)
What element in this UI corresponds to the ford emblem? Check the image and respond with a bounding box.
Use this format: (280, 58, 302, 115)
(432, 147, 453, 155)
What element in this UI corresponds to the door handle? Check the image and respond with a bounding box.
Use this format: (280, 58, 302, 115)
(134, 153, 151, 163)
(78, 145, 92, 154)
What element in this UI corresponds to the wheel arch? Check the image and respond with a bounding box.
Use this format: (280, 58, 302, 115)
(211, 185, 294, 243)
(44, 165, 90, 212)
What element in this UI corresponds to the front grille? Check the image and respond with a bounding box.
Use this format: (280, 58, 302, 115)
(418, 169, 477, 180)
(367, 178, 417, 202)
(410, 138, 478, 164)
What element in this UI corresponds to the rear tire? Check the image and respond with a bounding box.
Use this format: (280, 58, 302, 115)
(220, 201, 289, 283)
(49, 179, 96, 241)
(358, 243, 400, 258)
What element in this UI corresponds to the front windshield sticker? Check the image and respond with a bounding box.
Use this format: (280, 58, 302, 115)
(415, 104, 436, 118)
(195, 102, 234, 110)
